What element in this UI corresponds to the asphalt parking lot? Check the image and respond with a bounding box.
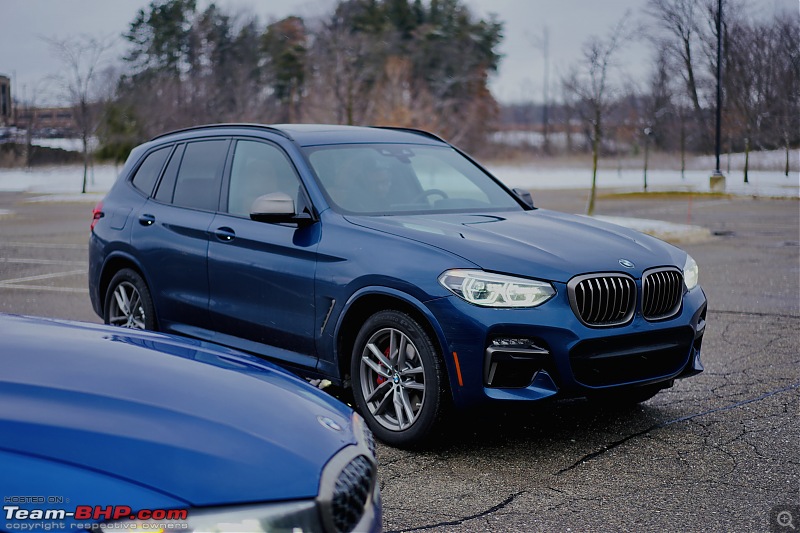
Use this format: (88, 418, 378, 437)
(1, 188, 797, 532)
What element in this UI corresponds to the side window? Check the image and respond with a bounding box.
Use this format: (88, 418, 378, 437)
(130, 146, 170, 196)
(171, 140, 229, 211)
(227, 140, 302, 217)
(154, 144, 184, 203)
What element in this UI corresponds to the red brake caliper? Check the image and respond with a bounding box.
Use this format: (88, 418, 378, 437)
(376, 346, 391, 385)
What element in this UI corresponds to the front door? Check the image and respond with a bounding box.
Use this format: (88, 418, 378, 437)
(207, 139, 319, 368)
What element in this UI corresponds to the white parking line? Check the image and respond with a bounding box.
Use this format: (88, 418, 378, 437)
(0, 266, 88, 294)
(0, 269, 87, 285)
(0, 258, 87, 266)
(0, 284, 88, 294)
(0, 241, 87, 250)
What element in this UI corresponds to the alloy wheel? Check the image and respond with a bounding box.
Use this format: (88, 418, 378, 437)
(108, 281, 147, 329)
(358, 327, 426, 431)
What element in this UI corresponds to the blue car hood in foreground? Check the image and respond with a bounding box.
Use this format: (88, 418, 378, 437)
(0, 315, 355, 507)
(347, 209, 686, 281)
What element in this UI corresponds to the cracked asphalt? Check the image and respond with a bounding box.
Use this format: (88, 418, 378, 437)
(0, 189, 797, 532)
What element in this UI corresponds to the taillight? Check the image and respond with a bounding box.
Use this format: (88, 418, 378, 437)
(91, 202, 104, 231)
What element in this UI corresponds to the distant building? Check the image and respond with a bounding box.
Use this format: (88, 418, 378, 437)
(0, 74, 11, 126)
(0, 74, 78, 134)
(16, 106, 77, 134)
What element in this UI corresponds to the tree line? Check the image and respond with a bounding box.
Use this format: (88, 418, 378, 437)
(97, 0, 502, 159)
(532, 0, 797, 170)
(39, 0, 796, 183)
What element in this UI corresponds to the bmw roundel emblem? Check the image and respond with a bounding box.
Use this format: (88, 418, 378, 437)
(619, 259, 635, 269)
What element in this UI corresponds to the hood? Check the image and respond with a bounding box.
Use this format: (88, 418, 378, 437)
(346, 209, 686, 282)
(0, 315, 355, 506)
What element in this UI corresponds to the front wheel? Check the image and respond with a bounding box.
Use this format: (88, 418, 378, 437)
(351, 310, 446, 448)
(104, 269, 156, 330)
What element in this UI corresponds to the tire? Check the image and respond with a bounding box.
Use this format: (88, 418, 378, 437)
(350, 310, 446, 448)
(104, 269, 156, 331)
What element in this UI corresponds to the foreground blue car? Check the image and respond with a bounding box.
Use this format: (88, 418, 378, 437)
(89, 124, 707, 447)
(0, 314, 380, 532)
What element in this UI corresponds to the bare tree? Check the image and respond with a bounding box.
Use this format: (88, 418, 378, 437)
(721, 6, 798, 183)
(311, 22, 381, 125)
(18, 79, 50, 168)
(772, 16, 800, 178)
(563, 15, 632, 215)
(47, 35, 113, 193)
(646, 0, 714, 150)
(528, 26, 551, 154)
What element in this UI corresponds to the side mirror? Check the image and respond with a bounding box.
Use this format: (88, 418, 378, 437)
(250, 192, 295, 222)
(512, 188, 534, 208)
(250, 192, 315, 226)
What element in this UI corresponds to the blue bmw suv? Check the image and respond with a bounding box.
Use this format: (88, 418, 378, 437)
(89, 124, 707, 447)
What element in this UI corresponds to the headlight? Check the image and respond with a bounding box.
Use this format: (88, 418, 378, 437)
(438, 269, 555, 308)
(683, 254, 699, 290)
(101, 501, 322, 532)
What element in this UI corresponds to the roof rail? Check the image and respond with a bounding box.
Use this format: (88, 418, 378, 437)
(149, 123, 292, 142)
(372, 126, 447, 143)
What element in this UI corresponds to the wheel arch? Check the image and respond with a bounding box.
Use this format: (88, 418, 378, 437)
(334, 288, 458, 402)
(98, 253, 155, 325)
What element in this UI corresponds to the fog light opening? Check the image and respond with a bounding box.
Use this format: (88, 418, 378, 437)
(491, 337, 547, 351)
(485, 337, 550, 388)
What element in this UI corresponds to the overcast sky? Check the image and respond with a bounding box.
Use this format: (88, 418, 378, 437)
(1, 0, 795, 106)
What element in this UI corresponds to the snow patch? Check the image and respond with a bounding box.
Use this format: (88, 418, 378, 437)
(488, 165, 799, 198)
(587, 215, 713, 244)
(0, 164, 120, 194)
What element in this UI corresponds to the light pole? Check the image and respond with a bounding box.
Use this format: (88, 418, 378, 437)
(643, 127, 653, 192)
(710, 0, 726, 192)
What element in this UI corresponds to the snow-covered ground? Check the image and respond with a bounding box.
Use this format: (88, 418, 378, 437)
(0, 164, 120, 201)
(488, 165, 799, 198)
(0, 135, 100, 152)
(31, 137, 99, 152)
(694, 149, 798, 172)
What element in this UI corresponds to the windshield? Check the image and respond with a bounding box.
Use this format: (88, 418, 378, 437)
(303, 144, 522, 215)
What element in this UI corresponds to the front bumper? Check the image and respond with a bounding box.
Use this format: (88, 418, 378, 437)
(427, 284, 707, 408)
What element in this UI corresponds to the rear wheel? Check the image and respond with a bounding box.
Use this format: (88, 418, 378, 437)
(104, 269, 156, 330)
(351, 310, 446, 447)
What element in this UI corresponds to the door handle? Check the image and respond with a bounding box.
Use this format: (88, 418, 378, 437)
(138, 214, 155, 226)
(214, 227, 236, 242)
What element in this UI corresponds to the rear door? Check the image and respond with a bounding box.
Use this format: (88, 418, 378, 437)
(132, 138, 230, 334)
(207, 138, 319, 368)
